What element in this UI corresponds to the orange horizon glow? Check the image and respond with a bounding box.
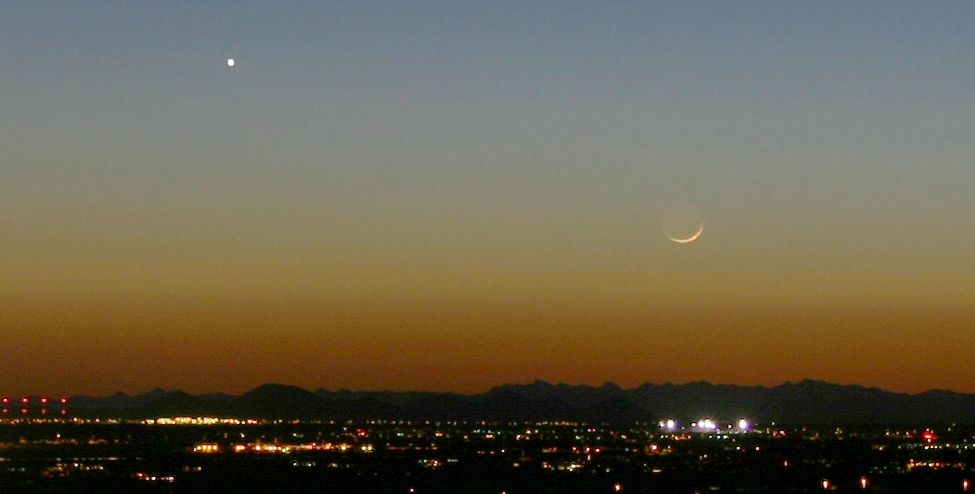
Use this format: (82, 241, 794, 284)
(3, 291, 973, 397)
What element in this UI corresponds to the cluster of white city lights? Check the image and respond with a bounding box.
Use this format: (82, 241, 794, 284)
(659, 417, 753, 433)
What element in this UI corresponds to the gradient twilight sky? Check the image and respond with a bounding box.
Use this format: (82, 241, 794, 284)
(2, 1, 974, 396)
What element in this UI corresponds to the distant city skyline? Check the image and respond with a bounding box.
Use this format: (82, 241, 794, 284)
(2, 1, 974, 396)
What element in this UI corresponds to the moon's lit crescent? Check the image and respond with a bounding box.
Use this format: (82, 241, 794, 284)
(665, 223, 704, 244)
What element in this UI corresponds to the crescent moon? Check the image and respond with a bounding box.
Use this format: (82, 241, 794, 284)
(665, 223, 704, 244)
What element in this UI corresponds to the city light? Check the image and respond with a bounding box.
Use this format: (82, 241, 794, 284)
(695, 419, 717, 431)
(148, 416, 246, 425)
(192, 443, 221, 454)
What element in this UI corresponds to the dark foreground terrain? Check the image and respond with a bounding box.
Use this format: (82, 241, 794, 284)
(1, 418, 974, 493)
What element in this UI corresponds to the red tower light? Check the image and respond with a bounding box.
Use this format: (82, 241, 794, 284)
(1, 397, 9, 404)
(40, 397, 49, 404)
(60, 409, 68, 415)
(1, 409, 9, 414)
(59, 397, 69, 404)
(20, 408, 28, 414)
(20, 397, 29, 404)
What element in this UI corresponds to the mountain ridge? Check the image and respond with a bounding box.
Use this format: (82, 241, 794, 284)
(64, 379, 975, 424)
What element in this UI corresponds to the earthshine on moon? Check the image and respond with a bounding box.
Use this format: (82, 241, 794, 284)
(661, 203, 705, 245)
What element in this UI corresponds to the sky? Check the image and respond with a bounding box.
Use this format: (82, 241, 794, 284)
(2, 1, 974, 396)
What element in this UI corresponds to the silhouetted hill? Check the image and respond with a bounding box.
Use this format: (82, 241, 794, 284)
(234, 384, 321, 418)
(68, 380, 975, 424)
